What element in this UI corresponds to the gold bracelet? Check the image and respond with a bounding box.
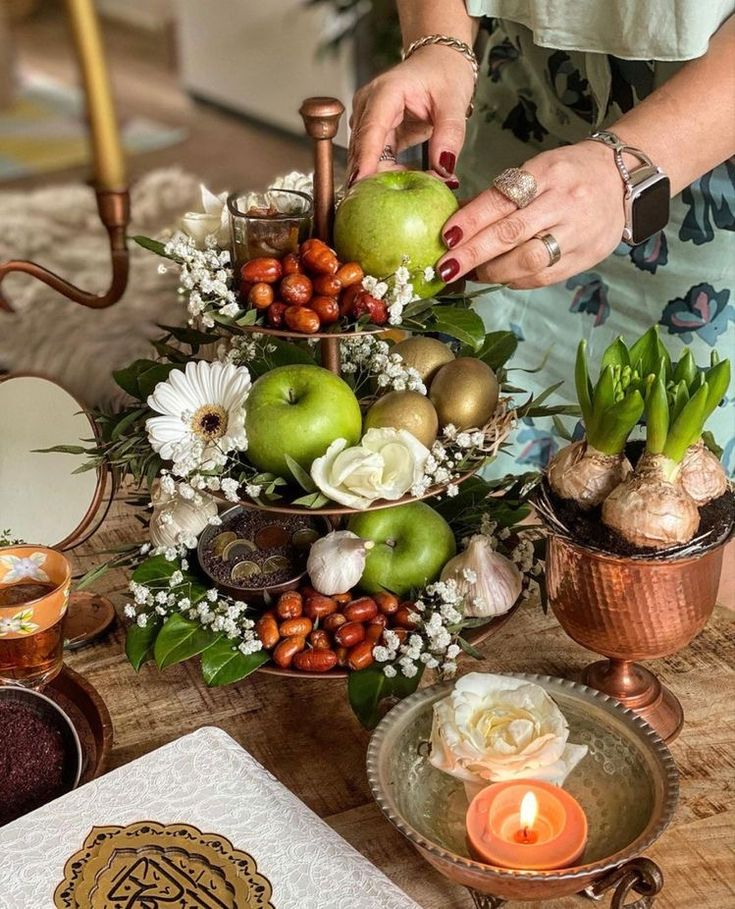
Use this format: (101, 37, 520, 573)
(402, 34, 479, 116)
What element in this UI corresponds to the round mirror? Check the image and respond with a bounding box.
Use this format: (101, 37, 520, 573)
(0, 375, 107, 549)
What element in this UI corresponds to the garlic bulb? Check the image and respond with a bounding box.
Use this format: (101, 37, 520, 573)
(306, 530, 374, 595)
(440, 535, 522, 618)
(149, 486, 218, 550)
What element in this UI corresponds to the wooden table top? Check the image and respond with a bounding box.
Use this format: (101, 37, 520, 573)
(67, 495, 735, 909)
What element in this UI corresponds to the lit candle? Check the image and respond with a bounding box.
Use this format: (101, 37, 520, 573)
(65, 0, 126, 189)
(466, 780, 587, 871)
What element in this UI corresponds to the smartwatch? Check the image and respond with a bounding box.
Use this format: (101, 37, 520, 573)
(587, 130, 670, 246)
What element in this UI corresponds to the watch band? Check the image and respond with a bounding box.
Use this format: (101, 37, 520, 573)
(586, 129, 657, 187)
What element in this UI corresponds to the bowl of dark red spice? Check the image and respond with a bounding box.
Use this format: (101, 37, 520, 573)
(197, 506, 329, 600)
(0, 686, 82, 826)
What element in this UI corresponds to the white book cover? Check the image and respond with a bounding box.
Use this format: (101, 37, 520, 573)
(0, 725, 421, 909)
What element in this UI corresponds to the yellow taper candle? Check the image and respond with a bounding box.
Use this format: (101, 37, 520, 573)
(65, 0, 126, 189)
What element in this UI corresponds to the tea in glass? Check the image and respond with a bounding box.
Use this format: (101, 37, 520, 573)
(0, 546, 71, 688)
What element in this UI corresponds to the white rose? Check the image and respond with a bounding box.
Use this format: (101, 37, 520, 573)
(311, 428, 429, 510)
(149, 486, 218, 550)
(180, 184, 230, 247)
(430, 673, 588, 798)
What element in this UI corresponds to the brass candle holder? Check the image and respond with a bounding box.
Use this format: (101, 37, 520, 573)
(367, 675, 677, 908)
(0, 0, 129, 312)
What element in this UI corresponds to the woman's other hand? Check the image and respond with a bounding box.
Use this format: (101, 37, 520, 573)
(348, 45, 475, 184)
(436, 141, 628, 290)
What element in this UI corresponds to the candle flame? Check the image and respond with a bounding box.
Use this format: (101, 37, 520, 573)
(519, 791, 538, 830)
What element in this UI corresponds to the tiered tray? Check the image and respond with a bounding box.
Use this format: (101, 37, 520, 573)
(224, 98, 522, 679)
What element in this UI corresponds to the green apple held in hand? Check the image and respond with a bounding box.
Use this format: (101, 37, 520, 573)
(245, 365, 362, 479)
(347, 501, 456, 597)
(334, 171, 459, 299)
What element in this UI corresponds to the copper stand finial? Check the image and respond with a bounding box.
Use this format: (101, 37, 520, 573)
(299, 97, 345, 244)
(299, 98, 345, 375)
(0, 188, 130, 312)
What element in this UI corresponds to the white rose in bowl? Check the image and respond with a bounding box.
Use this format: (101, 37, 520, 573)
(311, 428, 429, 510)
(149, 486, 218, 550)
(430, 673, 588, 798)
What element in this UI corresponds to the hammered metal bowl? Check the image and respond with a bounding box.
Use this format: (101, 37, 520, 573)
(367, 674, 678, 903)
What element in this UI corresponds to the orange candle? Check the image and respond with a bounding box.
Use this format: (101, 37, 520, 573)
(466, 780, 587, 871)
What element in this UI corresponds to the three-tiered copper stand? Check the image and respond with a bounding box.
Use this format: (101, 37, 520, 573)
(240, 97, 518, 676)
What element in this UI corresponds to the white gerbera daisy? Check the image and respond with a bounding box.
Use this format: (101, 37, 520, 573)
(146, 361, 251, 476)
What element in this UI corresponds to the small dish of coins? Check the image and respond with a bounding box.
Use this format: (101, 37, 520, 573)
(197, 506, 328, 600)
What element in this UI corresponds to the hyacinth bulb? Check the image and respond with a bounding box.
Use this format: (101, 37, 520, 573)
(547, 440, 632, 509)
(602, 453, 700, 550)
(680, 440, 728, 506)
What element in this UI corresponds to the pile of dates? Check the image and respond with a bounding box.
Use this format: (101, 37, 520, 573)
(255, 586, 416, 673)
(240, 238, 388, 334)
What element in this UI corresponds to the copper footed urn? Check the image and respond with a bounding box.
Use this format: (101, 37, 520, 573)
(546, 533, 727, 742)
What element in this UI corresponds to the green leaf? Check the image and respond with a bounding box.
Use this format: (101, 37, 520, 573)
(110, 407, 148, 441)
(703, 359, 731, 420)
(347, 663, 425, 729)
(200, 638, 269, 686)
(456, 635, 484, 660)
(132, 555, 180, 587)
(153, 614, 221, 670)
(645, 373, 669, 455)
(285, 454, 317, 492)
(670, 380, 690, 424)
(630, 326, 672, 383)
(552, 415, 573, 442)
(702, 430, 724, 459)
(592, 390, 644, 455)
(474, 331, 518, 371)
(34, 444, 89, 455)
(516, 381, 565, 420)
(673, 349, 697, 388)
(430, 306, 486, 350)
(574, 340, 593, 427)
(131, 556, 208, 602)
(125, 618, 162, 671)
(663, 382, 709, 463)
(113, 360, 180, 401)
(292, 491, 330, 508)
(600, 336, 630, 371)
(132, 235, 170, 257)
(235, 309, 258, 326)
(157, 324, 220, 347)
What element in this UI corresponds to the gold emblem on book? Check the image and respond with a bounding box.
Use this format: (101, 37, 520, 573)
(53, 821, 275, 908)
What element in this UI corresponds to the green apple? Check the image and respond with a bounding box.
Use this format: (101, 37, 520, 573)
(334, 171, 459, 299)
(245, 365, 362, 478)
(347, 501, 456, 597)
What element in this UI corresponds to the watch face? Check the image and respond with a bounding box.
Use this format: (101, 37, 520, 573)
(631, 175, 670, 245)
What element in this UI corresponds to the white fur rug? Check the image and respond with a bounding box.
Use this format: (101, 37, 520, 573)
(0, 168, 202, 406)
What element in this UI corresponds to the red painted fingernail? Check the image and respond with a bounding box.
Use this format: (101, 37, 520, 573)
(443, 226, 462, 248)
(446, 178, 460, 190)
(347, 169, 358, 187)
(438, 258, 459, 282)
(439, 151, 456, 175)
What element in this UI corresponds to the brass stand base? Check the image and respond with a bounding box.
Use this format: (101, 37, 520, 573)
(583, 660, 684, 744)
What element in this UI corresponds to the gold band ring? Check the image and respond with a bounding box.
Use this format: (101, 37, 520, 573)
(536, 232, 561, 267)
(492, 168, 538, 208)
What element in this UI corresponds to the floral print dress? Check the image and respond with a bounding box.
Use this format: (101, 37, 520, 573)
(458, 13, 735, 474)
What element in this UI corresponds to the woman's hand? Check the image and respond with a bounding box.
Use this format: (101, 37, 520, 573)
(437, 142, 627, 289)
(348, 45, 475, 183)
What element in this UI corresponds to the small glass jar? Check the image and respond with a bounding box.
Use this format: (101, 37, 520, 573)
(0, 545, 71, 688)
(227, 188, 313, 274)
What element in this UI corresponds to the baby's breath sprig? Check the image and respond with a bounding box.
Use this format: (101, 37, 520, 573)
(372, 578, 466, 680)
